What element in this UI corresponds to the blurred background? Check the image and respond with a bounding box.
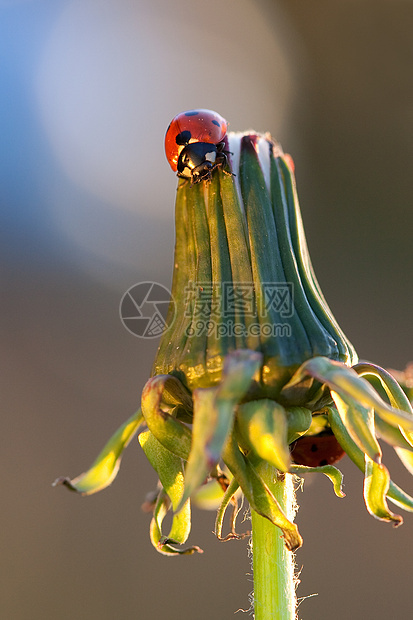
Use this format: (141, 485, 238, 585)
(2, 0, 413, 618)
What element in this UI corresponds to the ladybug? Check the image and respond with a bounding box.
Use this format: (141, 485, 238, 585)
(290, 432, 346, 467)
(165, 109, 229, 184)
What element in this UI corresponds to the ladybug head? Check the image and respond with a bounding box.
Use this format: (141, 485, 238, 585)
(177, 142, 225, 184)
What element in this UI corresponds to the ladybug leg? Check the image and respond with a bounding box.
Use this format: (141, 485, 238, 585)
(215, 151, 236, 178)
(189, 161, 215, 185)
(176, 173, 191, 188)
(216, 141, 233, 157)
(222, 166, 235, 178)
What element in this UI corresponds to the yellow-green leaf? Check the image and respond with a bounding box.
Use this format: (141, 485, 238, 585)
(178, 349, 262, 510)
(354, 362, 413, 413)
(192, 478, 226, 510)
(285, 406, 312, 443)
(214, 477, 246, 541)
(223, 434, 302, 551)
(138, 430, 184, 511)
(287, 357, 413, 436)
(141, 375, 192, 460)
(331, 391, 381, 463)
(178, 387, 217, 509)
(375, 414, 413, 451)
(354, 362, 413, 447)
(328, 406, 413, 515)
(290, 464, 345, 498)
(149, 491, 202, 556)
(237, 399, 290, 472)
(139, 430, 202, 555)
(388, 481, 413, 512)
(364, 457, 403, 526)
(53, 410, 144, 495)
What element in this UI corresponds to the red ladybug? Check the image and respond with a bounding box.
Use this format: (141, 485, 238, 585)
(290, 433, 346, 467)
(165, 109, 229, 184)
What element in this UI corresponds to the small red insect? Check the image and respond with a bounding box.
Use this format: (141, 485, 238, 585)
(165, 109, 229, 184)
(290, 433, 346, 467)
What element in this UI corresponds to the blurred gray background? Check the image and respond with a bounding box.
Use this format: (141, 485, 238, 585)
(2, 1, 413, 618)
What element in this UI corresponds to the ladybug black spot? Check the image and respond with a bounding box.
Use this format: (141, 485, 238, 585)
(175, 130, 191, 145)
(184, 110, 199, 116)
(211, 120, 220, 127)
(290, 433, 346, 467)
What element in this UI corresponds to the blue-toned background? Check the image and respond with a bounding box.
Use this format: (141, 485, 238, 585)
(2, 1, 413, 618)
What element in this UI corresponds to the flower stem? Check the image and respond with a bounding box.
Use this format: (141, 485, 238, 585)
(251, 469, 297, 620)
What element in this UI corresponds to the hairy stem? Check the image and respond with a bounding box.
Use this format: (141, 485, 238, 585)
(251, 470, 297, 620)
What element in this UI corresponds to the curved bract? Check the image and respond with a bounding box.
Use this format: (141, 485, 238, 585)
(56, 130, 413, 556)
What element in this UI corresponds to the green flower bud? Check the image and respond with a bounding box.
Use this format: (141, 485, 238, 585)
(55, 116, 413, 557)
(152, 132, 356, 403)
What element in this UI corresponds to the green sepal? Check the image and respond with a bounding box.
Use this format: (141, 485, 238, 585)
(222, 434, 302, 551)
(206, 350, 263, 461)
(215, 477, 246, 541)
(192, 478, 226, 510)
(277, 156, 357, 366)
(354, 362, 413, 446)
(364, 457, 403, 526)
(138, 430, 185, 511)
(218, 170, 260, 352)
(387, 481, 413, 512)
(330, 391, 381, 463)
(53, 410, 144, 495)
(149, 490, 202, 556)
(178, 387, 217, 509)
(353, 362, 413, 469)
(304, 412, 329, 435)
(141, 375, 192, 460)
(240, 135, 310, 376)
(177, 183, 211, 384)
(286, 357, 413, 434)
(269, 152, 339, 362)
(374, 414, 413, 450)
(285, 406, 312, 443)
(374, 415, 413, 474)
(236, 399, 290, 472)
(177, 350, 262, 510)
(353, 361, 413, 412)
(385, 364, 413, 403)
(204, 174, 236, 360)
(139, 430, 202, 555)
(327, 405, 367, 472)
(327, 406, 413, 513)
(290, 464, 345, 498)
